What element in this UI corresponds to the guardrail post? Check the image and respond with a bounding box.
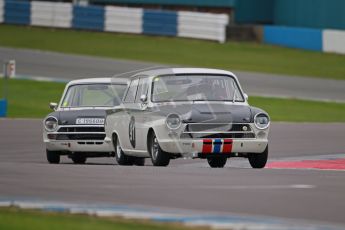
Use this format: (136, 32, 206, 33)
(1, 60, 16, 117)
(0, 99, 7, 117)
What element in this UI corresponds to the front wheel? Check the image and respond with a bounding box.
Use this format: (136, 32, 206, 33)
(149, 132, 170, 167)
(46, 149, 60, 164)
(207, 157, 227, 168)
(248, 145, 268, 169)
(113, 134, 133, 166)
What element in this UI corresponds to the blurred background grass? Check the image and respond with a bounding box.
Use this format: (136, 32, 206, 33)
(0, 207, 194, 230)
(0, 79, 65, 118)
(1, 78, 345, 122)
(0, 25, 344, 80)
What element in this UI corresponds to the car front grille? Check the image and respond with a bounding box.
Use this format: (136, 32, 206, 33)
(55, 125, 105, 140)
(58, 126, 105, 132)
(56, 134, 106, 140)
(180, 123, 255, 139)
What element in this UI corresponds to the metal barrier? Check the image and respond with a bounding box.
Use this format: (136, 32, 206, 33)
(263, 25, 345, 54)
(323, 29, 345, 55)
(0, 99, 7, 117)
(263, 26, 323, 51)
(0, 0, 4, 23)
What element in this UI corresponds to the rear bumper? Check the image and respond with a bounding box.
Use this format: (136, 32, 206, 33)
(44, 140, 112, 153)
(158, 138, 268, 158)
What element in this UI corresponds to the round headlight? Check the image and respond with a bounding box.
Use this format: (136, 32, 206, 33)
(254, 113, 270, 130)
(44, 116, 58, 132)
(166, 114, 182, 130)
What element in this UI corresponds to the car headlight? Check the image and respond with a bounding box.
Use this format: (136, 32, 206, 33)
(44, 116, 58, 132)
(166, 114, 182, 130)
(254, 113, 270, 130)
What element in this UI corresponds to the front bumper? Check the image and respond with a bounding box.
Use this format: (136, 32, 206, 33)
(44, 139, 112, 153)
(158, 138, 268, 158)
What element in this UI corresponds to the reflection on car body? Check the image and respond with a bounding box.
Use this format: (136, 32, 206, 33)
(43, 77, 132, 164)
(105, 68, 270, 168)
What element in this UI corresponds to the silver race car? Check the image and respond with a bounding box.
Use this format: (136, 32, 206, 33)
(43, 78, 130, 164)
(105, 68, 270, 168)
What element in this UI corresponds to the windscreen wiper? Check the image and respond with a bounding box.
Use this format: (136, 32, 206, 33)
(193, 99, 208, 102)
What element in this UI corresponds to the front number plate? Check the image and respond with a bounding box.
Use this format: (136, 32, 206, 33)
(76, 118, 105, 125)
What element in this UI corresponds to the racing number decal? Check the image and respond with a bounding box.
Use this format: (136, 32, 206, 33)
(129, 116, 136, 148)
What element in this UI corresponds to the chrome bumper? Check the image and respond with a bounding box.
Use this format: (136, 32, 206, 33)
(158, 138, 268, 158)
(44, 139, 112, 152)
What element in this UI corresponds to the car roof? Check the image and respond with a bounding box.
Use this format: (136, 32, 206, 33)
(131, 68, 238, 79)
(67, 77, 129, 86)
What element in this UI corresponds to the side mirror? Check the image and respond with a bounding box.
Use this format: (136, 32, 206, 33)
(244, 93, 249, 101)
(140, 94, 147, 103)
(49, 102, 57, 111)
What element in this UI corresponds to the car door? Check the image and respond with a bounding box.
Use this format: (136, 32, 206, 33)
(133, 76, 150, 152)
(120, 78, 139, 151)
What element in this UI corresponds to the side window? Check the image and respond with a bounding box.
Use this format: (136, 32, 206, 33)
(124, 79, 139, 103)
(61, 85, 77, 107)
(135, 77, 149, 102)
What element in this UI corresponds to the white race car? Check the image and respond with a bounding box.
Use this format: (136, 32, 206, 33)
(43, 78, 131, 164)
(105, 68, 270, 168)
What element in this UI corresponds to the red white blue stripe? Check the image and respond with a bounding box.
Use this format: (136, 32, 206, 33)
(202, 139, 233, 154)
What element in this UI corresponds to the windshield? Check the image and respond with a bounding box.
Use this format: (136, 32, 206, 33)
(61, 84, 127, 108)
(152, 75, 244, 102)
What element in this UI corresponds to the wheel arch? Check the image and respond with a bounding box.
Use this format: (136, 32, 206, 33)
(146, 128, 155, 151)
(112, 131, 123, 150)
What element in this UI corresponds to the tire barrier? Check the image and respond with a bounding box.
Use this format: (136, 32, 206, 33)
(31, 1, 72, 28)
(72, 5, 105, 31)
(4, 0, 30, 25)
(0, 0, 228, 43)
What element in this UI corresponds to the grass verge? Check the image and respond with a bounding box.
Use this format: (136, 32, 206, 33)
(1, 78, 345, 122)
(0, 25, 344, 80)
(249, 97, 345, 122)
(0, 207, 193, 230)
(0, 78, 65, 118)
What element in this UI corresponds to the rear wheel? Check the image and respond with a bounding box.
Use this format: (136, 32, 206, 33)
(71, 153, 87, 164)
(248, 145, 268, 169)
(113, 134, 133, 166)
(149, 132, 170, 167)
(207, 157, 227, 168)
(46, 149, 60, 164)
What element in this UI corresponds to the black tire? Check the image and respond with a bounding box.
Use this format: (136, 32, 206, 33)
(149, 132, 170, 167)
(46, 149, 60, 164)
(248, 145, 268, 169)
(133, 157, 145, 166)
(207, 157, 227, 168)
(113, 134, 133, 166)
(71, 153, 87, 164)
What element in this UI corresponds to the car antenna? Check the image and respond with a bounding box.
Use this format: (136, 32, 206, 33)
(111, 65, 170, 78)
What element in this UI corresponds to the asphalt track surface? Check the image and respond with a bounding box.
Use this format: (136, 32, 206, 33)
(1, 119, 345, 228)
(2, 46, 345, 102)
(1, 46, 345, 228)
